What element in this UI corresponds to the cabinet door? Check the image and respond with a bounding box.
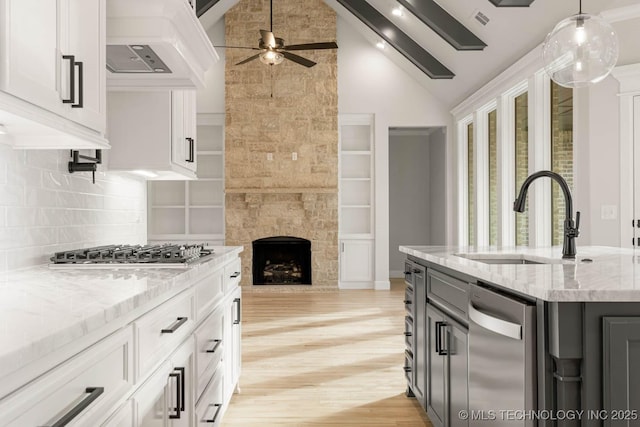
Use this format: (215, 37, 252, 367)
(231, 290, 242, 388)
(447, 319, 469, 427)
(182, 90, 197, 173)
(339, 239, 374, 283)
(172, 91, 188, 170)
(413, 264, 427, 407)
(169, 338, 195, 427)
(0, 0, 60, 113)
(59, 0, 105, 133)
(603, 317, 640, 418)
(426, 304, 447, 427)
(136, 361, 172, 427)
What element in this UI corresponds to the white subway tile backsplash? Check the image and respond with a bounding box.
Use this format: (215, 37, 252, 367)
(0, 149, 146, 272)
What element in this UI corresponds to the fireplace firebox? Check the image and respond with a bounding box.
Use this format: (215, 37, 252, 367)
(252, 236, 311, 285)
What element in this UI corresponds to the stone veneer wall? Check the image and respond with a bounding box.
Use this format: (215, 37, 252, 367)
(224, 0, 338, 288)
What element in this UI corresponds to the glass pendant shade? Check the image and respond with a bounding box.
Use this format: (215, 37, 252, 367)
(542, 13, 618, 88)
(259, 49, 284, 65)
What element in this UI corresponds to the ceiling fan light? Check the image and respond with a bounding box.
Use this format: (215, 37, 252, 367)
(259, 50, 284, 65)
(542, 13, 619, 88)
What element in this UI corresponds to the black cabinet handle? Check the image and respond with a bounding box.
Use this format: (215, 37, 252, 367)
(230, 272, 240, 278)
(404, 331, 412, 337)
(161, 317, 188, 333)
(206, 339, 222, 354)
(62, 55, 75, 104)
(168, 369, 182, 419)
(403, 366, 412, 373)
(186, 138, 195, 163)
(403, 300, 412, 305)
(233, 297, 241, 324)
(205, 403, 223, 423)
(44, 387, 104, 427)
(72, 61, 83, 108)
(436, 321, 448, 356)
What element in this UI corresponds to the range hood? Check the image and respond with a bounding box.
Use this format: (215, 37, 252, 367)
(106, 0, 219, 89)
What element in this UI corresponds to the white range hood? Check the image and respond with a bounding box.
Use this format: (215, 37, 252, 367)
(106, 0, 219, 89)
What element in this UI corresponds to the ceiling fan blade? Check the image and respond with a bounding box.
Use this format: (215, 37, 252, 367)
(281, 51, 316, 68)
(236, 54, 261, 65)
(260, 29, 276, 49)
(283, 42, 338, 51)
(213, 45, 261, 50)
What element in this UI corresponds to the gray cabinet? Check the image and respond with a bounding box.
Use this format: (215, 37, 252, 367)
(603, 316, 640, 424)
(404, 260, 426, 406)
(426, 303, 469, 427)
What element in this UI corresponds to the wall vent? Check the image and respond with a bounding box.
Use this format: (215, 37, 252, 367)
(474, 11, 490, 26)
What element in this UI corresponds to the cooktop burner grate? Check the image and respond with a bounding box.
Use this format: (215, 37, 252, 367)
(50, 244, 213, 266)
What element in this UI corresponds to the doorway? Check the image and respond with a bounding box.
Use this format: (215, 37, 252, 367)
(388, 127, 447, 277)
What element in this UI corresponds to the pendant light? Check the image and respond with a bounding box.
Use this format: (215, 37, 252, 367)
(542, 0, 618, 88)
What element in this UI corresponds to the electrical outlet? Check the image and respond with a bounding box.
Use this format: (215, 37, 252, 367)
(267, 153, 273, 161)
(292, 152, 298, 161)
(601, 205, 618, 220)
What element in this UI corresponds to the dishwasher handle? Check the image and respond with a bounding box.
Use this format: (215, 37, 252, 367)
(469, 303, 522, 340)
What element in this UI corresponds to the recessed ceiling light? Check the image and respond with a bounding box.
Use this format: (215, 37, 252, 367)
(376, 40, 386, 49)
(392, 7, 403, 17)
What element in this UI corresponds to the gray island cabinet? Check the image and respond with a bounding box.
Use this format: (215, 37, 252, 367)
(401, 245, 640, 427)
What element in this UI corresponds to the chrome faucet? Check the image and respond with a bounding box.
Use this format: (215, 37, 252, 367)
(513, 170, 580, 259)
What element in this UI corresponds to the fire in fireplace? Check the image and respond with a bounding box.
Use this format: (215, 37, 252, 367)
(252, 236, 311, 285)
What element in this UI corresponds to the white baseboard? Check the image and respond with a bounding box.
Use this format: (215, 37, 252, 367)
(339, 281, 374, 290)
(374, 280, 390, 290)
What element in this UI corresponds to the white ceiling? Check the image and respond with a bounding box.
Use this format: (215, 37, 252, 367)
(201, 0, 640, 109)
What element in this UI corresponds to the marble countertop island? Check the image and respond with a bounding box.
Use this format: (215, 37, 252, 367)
(400, 245, 640, 302)
(0, 246, 243, 384)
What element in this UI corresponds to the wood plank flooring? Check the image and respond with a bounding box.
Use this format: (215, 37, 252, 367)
(221, 279, 432, 427)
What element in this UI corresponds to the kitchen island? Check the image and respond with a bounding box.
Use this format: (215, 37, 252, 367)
(400, 245, 640, 427)
(0, 246, 243, 426)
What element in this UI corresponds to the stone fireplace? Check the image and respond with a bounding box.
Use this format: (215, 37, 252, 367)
(224, 0, 338, 289)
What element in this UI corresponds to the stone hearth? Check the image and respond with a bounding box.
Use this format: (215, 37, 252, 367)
(224, 0, 338, 289)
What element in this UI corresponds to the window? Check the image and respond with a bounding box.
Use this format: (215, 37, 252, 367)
(468, 122, 475, 246)
(488, 110, 497, 246)
(550, 82, 573, 246)
(514, 92, 529, 246)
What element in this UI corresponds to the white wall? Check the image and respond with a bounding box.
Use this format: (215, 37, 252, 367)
(0, 147, 146, 272)
(337, 18, 453, 288)
(429, 129, 447, 245)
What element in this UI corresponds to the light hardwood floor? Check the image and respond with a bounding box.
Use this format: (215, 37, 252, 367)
(221, 279, 432, 427)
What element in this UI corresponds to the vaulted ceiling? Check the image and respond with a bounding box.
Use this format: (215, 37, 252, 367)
(199, 0, 640, 109)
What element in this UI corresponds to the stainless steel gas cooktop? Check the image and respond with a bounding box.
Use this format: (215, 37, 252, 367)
(49, 244, 214, 269)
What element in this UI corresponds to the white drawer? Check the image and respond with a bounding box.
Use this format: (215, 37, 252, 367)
(195, 268, 224, 320)
(134, 290, 195, 382)
(194, 306, 224, 399)
(195, 367, 224, 427)
(0, 327, 133, 427)
(223, 258, 242, 292)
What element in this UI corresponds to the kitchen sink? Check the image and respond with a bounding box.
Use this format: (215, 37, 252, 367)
(454, 253, 568, 265)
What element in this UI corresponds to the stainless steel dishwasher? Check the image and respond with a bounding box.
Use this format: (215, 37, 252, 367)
(468, 283, 537, 427)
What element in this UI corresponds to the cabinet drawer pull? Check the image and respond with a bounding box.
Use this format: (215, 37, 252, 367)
(435, 321, 448, 356)
(61, 55, 75, 104)
(44, 386, 104, 427)
(168, 370, 182, 419)
(72, 61, 83, 108)
(403, 300, 412, 305)
(205, 403, 223, 423)
(233, 298, 241, 324)
(404, 331, 412, 337)
(206, 339, 222, 354)
(403, 366, 412, 373)
(161, 317, 188, 333)
(230, 272, 240, 278)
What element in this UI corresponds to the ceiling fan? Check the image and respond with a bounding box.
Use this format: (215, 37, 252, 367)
(216, 0, 338, 68)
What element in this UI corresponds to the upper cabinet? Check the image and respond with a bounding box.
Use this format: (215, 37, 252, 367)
(0, 0, 108, 148)
(107, 89, 197, 180)
(106, 0, 219, 89)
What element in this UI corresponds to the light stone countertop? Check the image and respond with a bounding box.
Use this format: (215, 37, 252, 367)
(400, 245, 640, 302)
(0, 246, 243, 383)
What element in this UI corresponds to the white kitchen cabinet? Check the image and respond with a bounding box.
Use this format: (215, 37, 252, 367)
(338, 114, 375, 289)
(102, 400, 134, 427)
(107, 90, 198, 180)
(0, 0, 107, 141)
(339, 239, 374, 288)
(223, 286, 242, 402)
(148, 113, 225, 243)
